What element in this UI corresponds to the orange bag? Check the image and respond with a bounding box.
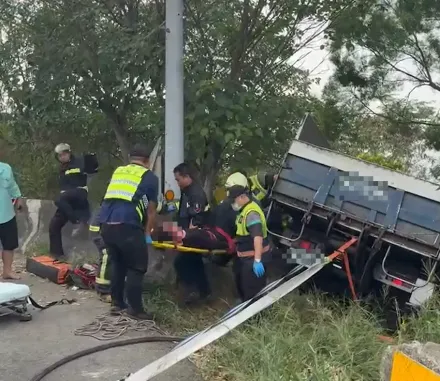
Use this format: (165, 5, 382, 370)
(26, 256, 72, 284)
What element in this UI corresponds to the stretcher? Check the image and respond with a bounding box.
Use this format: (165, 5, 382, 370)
(0, 282, 32, 321)
(152, 241, 229, 255)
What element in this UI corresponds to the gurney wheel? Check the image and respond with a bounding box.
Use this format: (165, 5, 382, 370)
(19, 313, 32, 322)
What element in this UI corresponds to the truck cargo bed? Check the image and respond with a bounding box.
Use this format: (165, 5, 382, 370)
(272, 140, 440, 258)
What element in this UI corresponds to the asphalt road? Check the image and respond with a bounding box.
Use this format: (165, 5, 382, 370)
(0, 264, 201, 381)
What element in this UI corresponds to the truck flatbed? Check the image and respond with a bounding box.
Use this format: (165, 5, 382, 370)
(272, 139, 440, 258)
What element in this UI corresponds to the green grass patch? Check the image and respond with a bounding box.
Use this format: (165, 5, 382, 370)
(143, 283, 230, 334)
(143, 284, 440, 381)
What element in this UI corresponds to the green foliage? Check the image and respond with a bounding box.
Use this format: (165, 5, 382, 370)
(357, 152, 405, 172)
(0, 0, 352, 197)
(327, 0, 440, 150)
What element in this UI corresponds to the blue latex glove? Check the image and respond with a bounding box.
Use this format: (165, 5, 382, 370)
(145, 235, 153, 244)
(253, 260, 265, 278)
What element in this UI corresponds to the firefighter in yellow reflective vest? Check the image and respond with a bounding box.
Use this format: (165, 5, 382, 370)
(99, 144, 159, 320)
(89, 197, 164, 304)
(89, 206, 111, 302)
(226, 171, 277, 208)
(228, 184, 272, 302)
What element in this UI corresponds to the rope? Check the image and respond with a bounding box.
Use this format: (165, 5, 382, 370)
(74, 312, 167, 340)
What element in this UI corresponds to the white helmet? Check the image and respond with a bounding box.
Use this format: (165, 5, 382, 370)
(54, 143, 71, 154)
(225, 172, 248, 188)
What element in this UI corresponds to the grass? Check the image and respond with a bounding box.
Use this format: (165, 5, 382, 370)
(143, 285, 440, 381)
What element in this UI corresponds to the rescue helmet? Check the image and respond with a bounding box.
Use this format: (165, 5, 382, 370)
(225, 172, 248, 189)
(54, 143, 71, 154)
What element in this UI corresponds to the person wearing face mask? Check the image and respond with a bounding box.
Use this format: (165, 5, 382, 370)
(228, 184, 272, 302)
(226, 171, 284, 246)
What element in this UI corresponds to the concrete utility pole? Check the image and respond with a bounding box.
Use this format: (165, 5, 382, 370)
(164, 0, 185, 199)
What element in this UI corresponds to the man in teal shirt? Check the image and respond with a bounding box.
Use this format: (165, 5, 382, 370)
(0, 161, 23, 279)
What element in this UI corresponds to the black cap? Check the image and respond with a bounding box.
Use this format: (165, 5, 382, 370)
(129, 144, 150, 159)
(227, 185, 248, 199)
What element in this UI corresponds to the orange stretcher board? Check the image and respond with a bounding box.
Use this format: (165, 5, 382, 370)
(152, 241, 228, 255)
(390, 351, 440, 381)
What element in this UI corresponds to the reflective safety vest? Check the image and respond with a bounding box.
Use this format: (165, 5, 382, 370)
(103, 164, 149, 222)
(235, 201, 270, 257)
(89, 224, 100, 233)
(248, 175, 267, 202)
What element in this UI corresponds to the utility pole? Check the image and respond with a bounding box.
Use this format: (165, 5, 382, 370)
(164, 0, 184, 200)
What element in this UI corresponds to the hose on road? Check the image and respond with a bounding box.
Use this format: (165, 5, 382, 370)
(30, 335, 184, 381)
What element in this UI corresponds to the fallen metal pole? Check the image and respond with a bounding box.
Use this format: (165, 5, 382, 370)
(126, 237, 358, 381)
(126, 263, 326, 381)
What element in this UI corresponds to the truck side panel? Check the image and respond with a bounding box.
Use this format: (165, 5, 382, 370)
(272, 154, 440, 257)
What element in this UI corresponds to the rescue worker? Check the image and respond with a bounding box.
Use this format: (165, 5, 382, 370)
(99, 144, 158, 320)
(173, 162, 211, 304)
(49, 143, 91, 259)
(228, 170, 277, 208)
(228, 183, 272, 302)
(226, 171, 284, 244)
(159, 197, 237, 255)
(89, 205, 111, 302)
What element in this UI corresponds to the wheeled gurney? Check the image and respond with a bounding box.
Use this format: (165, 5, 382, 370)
(0, 282, 32, 321)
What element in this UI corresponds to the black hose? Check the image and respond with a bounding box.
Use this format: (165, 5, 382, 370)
(30, 335, 184, 381)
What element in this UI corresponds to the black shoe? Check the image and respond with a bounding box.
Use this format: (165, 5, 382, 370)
(125, 308, 154, 320)
(184, 291, 200, 306)
(110, 305, 125, 315)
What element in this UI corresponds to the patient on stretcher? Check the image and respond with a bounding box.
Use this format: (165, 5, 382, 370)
(156, 199, 237, 254)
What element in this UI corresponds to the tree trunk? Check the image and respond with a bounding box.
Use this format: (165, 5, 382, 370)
(112, 119, 130, 163)
(99, 100, 131, 163)
(200, 140, 224, 203)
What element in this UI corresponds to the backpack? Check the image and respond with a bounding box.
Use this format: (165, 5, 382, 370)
(70, 264, 98, 289)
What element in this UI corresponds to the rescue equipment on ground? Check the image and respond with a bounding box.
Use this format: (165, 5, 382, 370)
(26, 256, 72, 284)
(70, 264, 98, 290)
(0, 282, 76, 322)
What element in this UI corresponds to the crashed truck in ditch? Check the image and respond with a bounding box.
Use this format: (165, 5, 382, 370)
(267, 114, 439, 316)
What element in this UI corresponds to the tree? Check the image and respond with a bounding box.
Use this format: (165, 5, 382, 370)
(326, 0, 440, 143)
(0, 0, 164, 161)
(0, 0, 356, 199)
(356, 152, 405, 172)
(183, 0, 352, 190)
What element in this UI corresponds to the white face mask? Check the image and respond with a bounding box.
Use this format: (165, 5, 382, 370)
(231, 202, 241, 211)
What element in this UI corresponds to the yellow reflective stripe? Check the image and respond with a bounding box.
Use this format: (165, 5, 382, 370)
(156, 201, 163, 213)
(236, 201, 268, 237)
(65, 168, 81, 175)
(96, 249, 110, 285)
(95, 277, 111, 285)
(136, 203, 144, 221)
(89, 225, 100, 232)
(249, 175, 267, 201)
